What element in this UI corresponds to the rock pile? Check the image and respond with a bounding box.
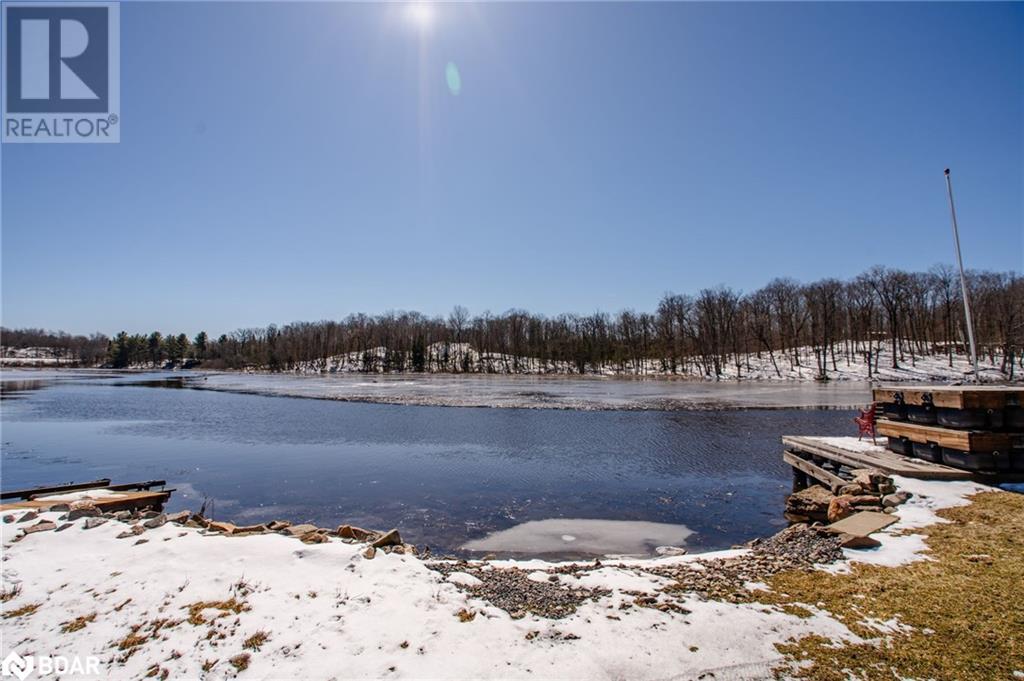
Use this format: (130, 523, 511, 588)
(784, 468, 912, 525)
(428, 561, 611, 619)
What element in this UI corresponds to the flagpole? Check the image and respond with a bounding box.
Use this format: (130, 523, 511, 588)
(944, 168, 981, 383)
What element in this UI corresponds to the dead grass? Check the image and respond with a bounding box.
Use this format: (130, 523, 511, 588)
(242, 630, 270, 652)
(3, 602, 40, 619)
(229, 653, 250, 672)
(115, 618, 183, 652)
(61, 612, 97, 633)
(759, 491, 1024, 680)
(117, 627, 149, 651)
(0, 584, 22, 603)
(185, 598, 250, 626)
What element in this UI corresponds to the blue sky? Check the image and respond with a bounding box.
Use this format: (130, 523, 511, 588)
(2, 1, 1021, 336)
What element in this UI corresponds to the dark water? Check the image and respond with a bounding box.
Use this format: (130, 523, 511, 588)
(0, 372, 855, 554)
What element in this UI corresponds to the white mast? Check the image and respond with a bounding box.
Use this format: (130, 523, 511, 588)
(943, 168, 981, 383)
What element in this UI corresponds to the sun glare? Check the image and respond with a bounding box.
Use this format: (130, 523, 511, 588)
(406, 2, 434, 30)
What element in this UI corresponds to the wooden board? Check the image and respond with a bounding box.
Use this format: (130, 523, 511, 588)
(825, 511, 897, 537)
(781, 436, 973, 480)
(1, 479, 166, 500)
(873, 385, 1022, 410)
(1, 479, 112, 500)
(876, 418, 1024, 452)
(0, 490, 171, 513)
(783, 450, 847, 492)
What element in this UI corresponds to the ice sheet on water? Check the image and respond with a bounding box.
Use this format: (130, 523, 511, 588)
(461, 518, 694, 556)
(194, 372, 871, 411)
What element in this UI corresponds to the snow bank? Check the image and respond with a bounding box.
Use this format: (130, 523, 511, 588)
(0, 513, 853, 680)
(0, 476, 994, 679)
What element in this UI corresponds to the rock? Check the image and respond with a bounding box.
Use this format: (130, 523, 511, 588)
(785, 485, 834, 522)
(851, 468, 892, 493)
(207, 521, 237, 534)
(363, 546, 377, 559)
(45, 503, 71, 513)
(166, 511, 191, 524)
(67, 502, 100, 521)
(655, 546, 688, 557)
(140, 510, 161, 520)
(881, 494, 902, 508)
(22, 520, 56, 534)
(285, 524, 319, 537)
(231, 524, 270, 535)
(835, 532, 882, 549)
(134, 538, 149, 545)
(16, 511, 39, 523)
(837, 483, 862, 496)
(2, 515, 14, 524)
(827, 496, 855, 523)
(337, 524, 374, 541)
(372, 529, 402, 548)
(54, 523, 74, 532)
(116, 525, 146, 539)
(849, 495, 883, 508)
(83, 517, 109, 530)
(882, 491, 912, 507)
(267, 520, 291, 532)
(143, 514, 167, 529)
(300, 531, 329, 544)
(113, 511, 132, 521)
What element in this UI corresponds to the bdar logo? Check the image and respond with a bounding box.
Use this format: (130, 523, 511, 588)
(1, 651, 34, 681)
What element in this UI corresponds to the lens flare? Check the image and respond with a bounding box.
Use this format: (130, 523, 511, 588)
(445, 62, 461, 95)
(406, 2, 434, 30)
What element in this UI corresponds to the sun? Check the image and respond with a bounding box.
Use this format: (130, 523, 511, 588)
(406, 2, 434, 31)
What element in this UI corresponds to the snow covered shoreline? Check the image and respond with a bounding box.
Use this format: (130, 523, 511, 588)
(0, 477, 993, 680)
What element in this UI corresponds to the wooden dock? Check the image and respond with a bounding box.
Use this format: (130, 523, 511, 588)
(782, 436, 973, 492)
(873, 385, 1022, 410)
(0, 479, 174, 513)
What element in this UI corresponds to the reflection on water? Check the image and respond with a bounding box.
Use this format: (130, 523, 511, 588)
(0, 369, 858, 555)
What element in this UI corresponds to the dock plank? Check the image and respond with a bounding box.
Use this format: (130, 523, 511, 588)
(876, 419, 1023, 452)
(825, 511, 897, 537)
(781, 436, 973, 480)
(783, 450, 847, 492)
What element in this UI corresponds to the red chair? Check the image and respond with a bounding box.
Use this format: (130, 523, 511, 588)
(854, 403, 877, 444)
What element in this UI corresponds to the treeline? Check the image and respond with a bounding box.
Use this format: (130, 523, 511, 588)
(3, 264, 1021, 379)
(0, 327, 108, 365)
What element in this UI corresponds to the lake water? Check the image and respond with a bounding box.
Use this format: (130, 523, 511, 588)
(0, 370, 864, 557)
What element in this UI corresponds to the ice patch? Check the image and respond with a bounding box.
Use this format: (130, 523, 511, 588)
(462, 518, 694, 556)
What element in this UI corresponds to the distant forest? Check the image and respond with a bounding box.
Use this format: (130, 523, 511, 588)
(2, 265, 1021, 379)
